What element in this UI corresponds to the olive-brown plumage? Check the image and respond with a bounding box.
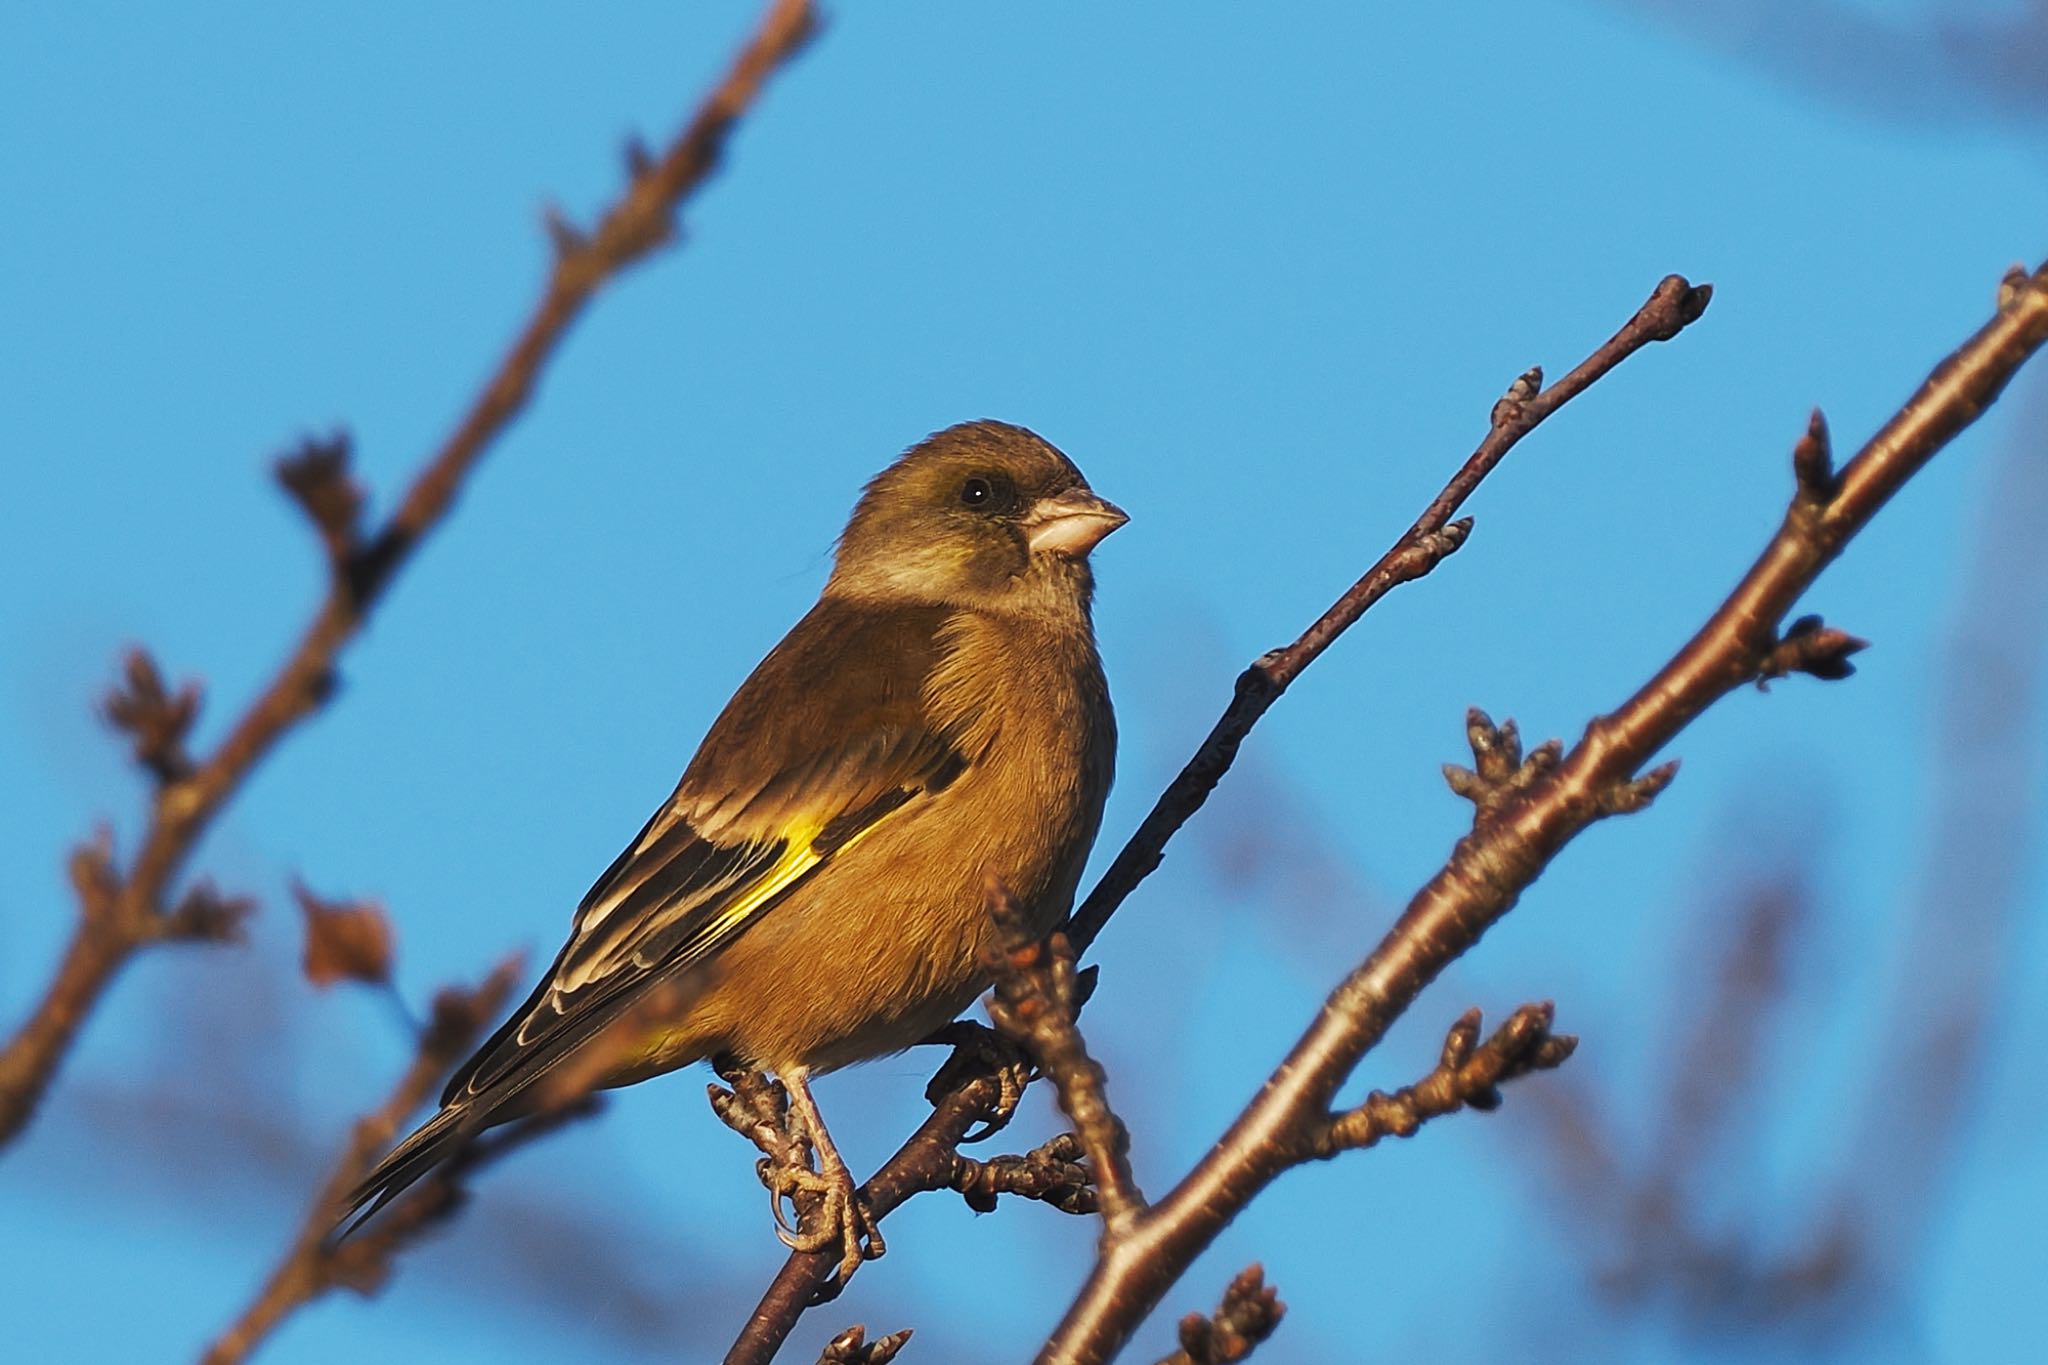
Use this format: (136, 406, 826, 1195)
(343, 421, 1122, 1270)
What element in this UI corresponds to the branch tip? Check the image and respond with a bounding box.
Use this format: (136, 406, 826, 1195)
(165, 880, 254, 943)
(104, 647, 202, 786)
(1758, 613, 1868, 688)
(1600, 759, 1679, 816)
(1490, 365, 1543, 424)
(421, 955, 522, 1058)
(67, 832, 121, 920)
(1161, 1263, 1285, 1365)
(542, 202, 587, 259)
(818, 1324, 912, 1365)
(1999, 263, 2031, 311)
(1311, 1002, 1575, 1156)
(1448, 709, 1562, 822)
(623, 133, 654, 180)
(1793, 407, 1836, 504)
(949, 1131, 1098, 1216)
(1645, 274, 1713, 339)
(275, 432, 365, 574)
(1440, 1007, 1484, 1068)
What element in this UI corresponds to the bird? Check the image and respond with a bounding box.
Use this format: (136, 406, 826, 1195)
(339, 419, 1124, 1281)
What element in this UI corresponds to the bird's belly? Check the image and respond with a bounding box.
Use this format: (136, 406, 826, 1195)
(662, 771, 1086, 1077)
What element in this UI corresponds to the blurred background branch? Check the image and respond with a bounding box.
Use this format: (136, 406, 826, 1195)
(0, 0, 815, 1153)
(199, 954, 521, 1365)
(1520, 366, 2048, 1357)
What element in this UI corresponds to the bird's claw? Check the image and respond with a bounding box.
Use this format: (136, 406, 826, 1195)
(924, 1020, 1035, 1144)
(763, 1142, 884, 1288)
(716, 1064, 886, 1289)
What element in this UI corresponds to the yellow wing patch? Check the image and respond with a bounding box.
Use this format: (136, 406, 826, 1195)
(675, 815, 895, 963)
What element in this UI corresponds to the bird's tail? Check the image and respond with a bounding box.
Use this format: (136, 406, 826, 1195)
(335, 1103, 478, 1240)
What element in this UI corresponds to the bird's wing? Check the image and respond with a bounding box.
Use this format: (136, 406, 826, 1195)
(439, 601, 968, 1114)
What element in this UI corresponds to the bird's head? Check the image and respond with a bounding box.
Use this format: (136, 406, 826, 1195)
(828, 420, 1126, 617)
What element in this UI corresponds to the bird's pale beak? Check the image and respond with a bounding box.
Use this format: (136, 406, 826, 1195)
(1024, 488, 1128, 557)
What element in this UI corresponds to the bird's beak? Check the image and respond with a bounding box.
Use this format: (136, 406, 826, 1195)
(1024, 488, 1128, 557)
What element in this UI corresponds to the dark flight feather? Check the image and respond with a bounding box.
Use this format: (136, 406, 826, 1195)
(341, 602, 971, 1228)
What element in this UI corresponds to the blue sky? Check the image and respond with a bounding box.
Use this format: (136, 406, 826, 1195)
(3, 4, 2045, 1362)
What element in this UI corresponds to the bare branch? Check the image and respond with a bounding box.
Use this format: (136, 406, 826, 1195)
(1066, 274, 1708, 954)
(983, 877, 1144, 1237)
(1036, 262, 2048, 1364)
(198, 959, 522, 1365)
(722, 272, 1713, 1362)
(1303, 1005, 1574, 1159)
(947, 1132, 1098, 1217)
(0, 0, 818, 1151)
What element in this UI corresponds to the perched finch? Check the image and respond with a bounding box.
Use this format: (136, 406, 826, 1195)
(342, 420, 1123, 1278)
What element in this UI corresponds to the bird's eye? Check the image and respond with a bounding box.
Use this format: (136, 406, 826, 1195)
(959, 476, 993, 508)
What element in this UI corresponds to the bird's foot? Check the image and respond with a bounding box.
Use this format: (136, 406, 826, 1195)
(710, 1061, 887, 1290)
(763, 1141, 884, 1290)
(923, 1019, 1035, 1143)
(754, 1067, 885, 1294)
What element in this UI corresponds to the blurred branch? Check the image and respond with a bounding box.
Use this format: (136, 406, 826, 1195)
(293, 882, 397, 992)
(1636, 869, 1813, 1268)
(199, 961, 523, 1365)
(0, 0, 817, 1150)
(1527, 853, 1857, 1324)
(1618, 0, 2048, 128)
(1836, 369, 2048, 1267)
(722, 273, 1711, 1363)
(1037, 265, 2048, 1362)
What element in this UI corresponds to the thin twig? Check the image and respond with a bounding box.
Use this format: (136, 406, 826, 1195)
(1065, 273, 1711, 954)
(1036, 262, 2048, 1364)
(1301, 1004, 1574, 1159)
(0, 0, 818, 1150)
(983, 878, 1144, 1237)
(947, 1132, 1098, 1216)
(198, 960, 523, 1365)
(721, 273, 1711, 1363)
